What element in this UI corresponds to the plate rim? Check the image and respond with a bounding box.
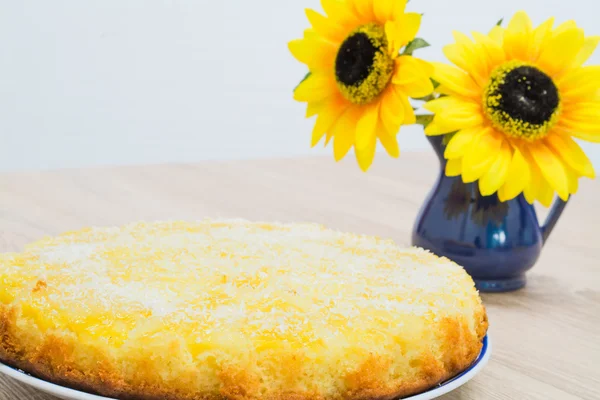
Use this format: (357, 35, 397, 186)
(0, 335, 490, 400)
(404, 334, 491, 400)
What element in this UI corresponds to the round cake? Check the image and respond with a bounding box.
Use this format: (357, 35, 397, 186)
(0, 220, 488, 400)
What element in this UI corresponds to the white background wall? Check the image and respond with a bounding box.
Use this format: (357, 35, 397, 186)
(1, 0, 598, 171)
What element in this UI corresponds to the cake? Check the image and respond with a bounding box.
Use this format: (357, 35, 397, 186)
(0, 220, 488, 400)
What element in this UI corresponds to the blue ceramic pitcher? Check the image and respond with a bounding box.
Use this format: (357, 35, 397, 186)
(412, 135, 568, 292)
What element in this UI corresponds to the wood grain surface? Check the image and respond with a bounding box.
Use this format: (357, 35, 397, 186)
(0, 153, 598, 400)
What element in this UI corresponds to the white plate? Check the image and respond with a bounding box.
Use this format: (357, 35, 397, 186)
(0, 335, 490, 400)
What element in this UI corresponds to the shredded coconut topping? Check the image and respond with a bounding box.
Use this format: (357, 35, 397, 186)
(0, 220, 480, 348)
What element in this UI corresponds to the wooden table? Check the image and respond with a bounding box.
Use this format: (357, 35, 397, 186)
(0, 153, 598, 400)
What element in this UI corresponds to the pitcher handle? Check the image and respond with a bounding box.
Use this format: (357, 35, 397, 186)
(540, 197, 569, 245)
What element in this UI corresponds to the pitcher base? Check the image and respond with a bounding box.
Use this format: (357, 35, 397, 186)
(474, 275, 526, 293)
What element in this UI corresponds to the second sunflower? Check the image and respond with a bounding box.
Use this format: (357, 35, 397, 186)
(424, 11, 598, 205)
(290, 0, 434, 171)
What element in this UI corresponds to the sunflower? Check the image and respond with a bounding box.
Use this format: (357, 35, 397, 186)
(424, 11, 599, 206)
(290, 0, 434, 171)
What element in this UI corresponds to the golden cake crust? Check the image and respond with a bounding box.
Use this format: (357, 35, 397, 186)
(0, 220, 488, 400)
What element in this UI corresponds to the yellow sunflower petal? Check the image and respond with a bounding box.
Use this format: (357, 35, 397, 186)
(294, 73, 337, 102)
(565, 165, 580, 195)
(559, 102, 600, 137)
(306, 100, 325, 118)
(385, 19, 433, 57)
(444, 127, 479, 159)
(559, 119, 600, 136)
(461, 128, 503, 183)
(478, 142, 512, 196)
(546, 133, 595, 178)
(433, 84, 455, 97)
(386, 20, 404, 55)
(392, 56, 428, 85)
(321, 0, 360, 27)
(555, 124, 600, 144)
(288, 38, 337, 70)
(423, 120, 449, 136)
(380, 86, 405, 134)
(391, 0, 408, 20)
(429, 97, 484, 125)
(333, 107, 360, 161)
(570, 131, 600, 143)
(425, 117, 484, 136)
(562, 101, 600, 117)
(333, 131, 354, 161)
(373, 0, 395, 24)
(536, 178, 555, 207)
(320, 0, 340, 16)
(413, 58, 434, 77)
(303, 28, 318, 40)
(424, 100, 484, 136)
(394, 13, 422, 48)
(397, 89, 416, 124)
(378, 129, 400, 158)
(572, 36, 600, 68)
(433, 104, 484, 127)
(325, 132, 334, 146)
(503, 10, 533, 61)
(355, 104, 380, 150)
(430, 62, 480, 99)
(443, 31, 489, 86)
(530, 17, 554, 61)
(497, 184, 510, 202)
(442, 43, 470, 72)
(396, 75, 434, 98)
(528, 143, 569, 200)
(446, 158, 463, 177)
(310, 98, 348, 146)
(312, 128, 326, 147)
(558, 66, 600, 101)
(472, 31, 506, 74)
(352, 0, 375, 21)
(288, 39, 311, 64)
(305, 8, 345, 42)
(423, 96, 474, 113)
(499, 147, 530, 202)
(553, 20, 578, 36)
(488, 25, 504, 45)
(523, 159, 554, 206)
(537, 26, 585, 77)
(523, 175, 538, 204)
(355, 135, 377, 171)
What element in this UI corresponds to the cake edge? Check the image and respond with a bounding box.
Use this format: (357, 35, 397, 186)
(0, 305, 488, 400)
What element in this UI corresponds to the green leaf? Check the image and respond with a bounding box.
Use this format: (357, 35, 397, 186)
(496, 18, 504, 26)
(415, 114, 434, 127)
(413, 93, 437, 102)
(294, 72, 311, 92)
(403, 38, 430, 56)
(442, 132, 457, 146)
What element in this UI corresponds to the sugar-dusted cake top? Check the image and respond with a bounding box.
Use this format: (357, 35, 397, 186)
(1, 220, 482, 348)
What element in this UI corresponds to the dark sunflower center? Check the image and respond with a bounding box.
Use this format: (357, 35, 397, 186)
(484, 62, 561, 141)
(334, 24, 394, 105)
(335, 32, 378, 86)
(495, 66, 559, 124)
